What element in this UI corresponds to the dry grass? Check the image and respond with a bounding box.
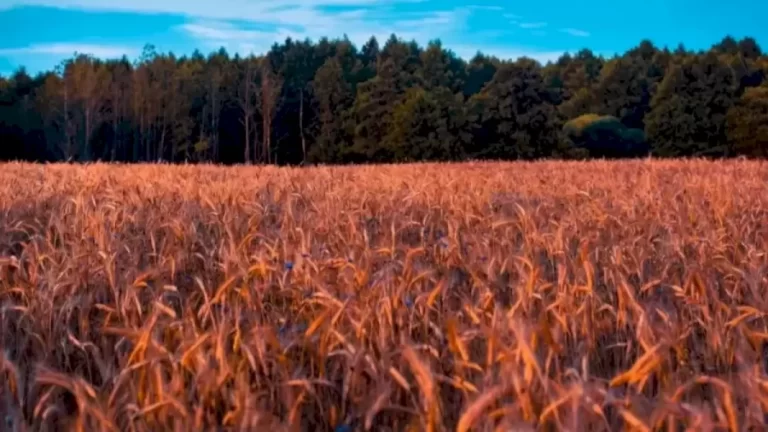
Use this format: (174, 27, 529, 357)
(0, 159, 767, 431)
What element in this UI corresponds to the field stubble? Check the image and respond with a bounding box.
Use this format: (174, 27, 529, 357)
(0, 160, 767, 431)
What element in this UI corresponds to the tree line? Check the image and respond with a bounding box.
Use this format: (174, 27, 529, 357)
(1, 34, 767, 165)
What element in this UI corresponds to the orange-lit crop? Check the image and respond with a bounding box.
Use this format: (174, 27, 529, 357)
(1, 159, 767, 431)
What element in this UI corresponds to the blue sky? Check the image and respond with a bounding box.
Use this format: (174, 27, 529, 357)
(1, 0, 767, 77)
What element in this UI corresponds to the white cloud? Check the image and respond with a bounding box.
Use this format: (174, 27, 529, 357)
(467, 5, 503, 11)
(172, 5, 475, 57)
(0, 0, 562, 63)
(0, 43, 139, 58)
(451, 44, 565, 65)
(518, 22, 547, 29)
(1, 0, 469, 43)
(180, 21, 290, 43)
(0, 0, 418, 23)
(178, 21, 302, 54)
(560, 28, 590, 37)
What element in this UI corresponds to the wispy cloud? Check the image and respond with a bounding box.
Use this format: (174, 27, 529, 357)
(180, 21, 291, 44)
(178, 21, 301, 54)
(2, 1, 469, 40)
(452, 44, 565, 65)
(0, 43, 139, 58)
(0, 0, 553, 61)
(174, 5, 475, 56)
(560, 27, 590, 37)
(518, 22, 547, 29)
(467, 5, 503, 11)
(0, 0, 390, 21)
(0, 0, 454, 30)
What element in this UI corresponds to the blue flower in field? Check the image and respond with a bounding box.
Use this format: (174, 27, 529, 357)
(335, 425, 352, 432)
(403, 295, 414, 309)
(284, 261, 294, 271)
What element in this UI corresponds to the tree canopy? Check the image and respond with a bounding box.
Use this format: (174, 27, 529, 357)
(1, 35, 766, 164)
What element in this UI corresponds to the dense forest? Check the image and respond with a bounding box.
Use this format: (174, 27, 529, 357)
(1, 34, 767, 164)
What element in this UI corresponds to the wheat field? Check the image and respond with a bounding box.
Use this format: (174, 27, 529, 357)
(0, 160, 767, 431)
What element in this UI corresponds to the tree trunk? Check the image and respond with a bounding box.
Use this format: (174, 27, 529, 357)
(300, 88, 306, 164)
(253, 117, 260, 166)
(211, 80, 219, 162)
(63, 81, 72, 160)
(132, 84, 139, 162)
(242, 68, 252, 164)
(159, 122, 166, 161)
(84, 106, 91, 161)
(262, 112, 268, 163)
(244, 114, 250, 164)
(111, 117, 118, 161)
(143, 113, 150, 162)
(111, 86, 119, 162)
(159, 104, 168, 161)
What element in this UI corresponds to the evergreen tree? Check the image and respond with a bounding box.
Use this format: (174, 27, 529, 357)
(468, 59, 562, 159)
(311, 57, 354, 163)
(646, 52, 740, 156)
(726, 85, 768, 157)
(385, 86, 468, 161)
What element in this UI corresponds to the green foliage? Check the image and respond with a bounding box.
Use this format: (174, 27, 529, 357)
(726, 85, 768, 157)
(550, 49, 603, 106)
(468, 59, 563, 160)
(464, 53, 498, 97)
(193, 139, 210, 154)
(310, 57, 354, 163)
(384, 87, 468, 161)
(418, 40, 467, 94)
(0, 34, 766, 164)
(589, 57, 653, 129)
(559, 87, 593, 120)
(645, 52, 741, 157)
(564, 114, 649, 158)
